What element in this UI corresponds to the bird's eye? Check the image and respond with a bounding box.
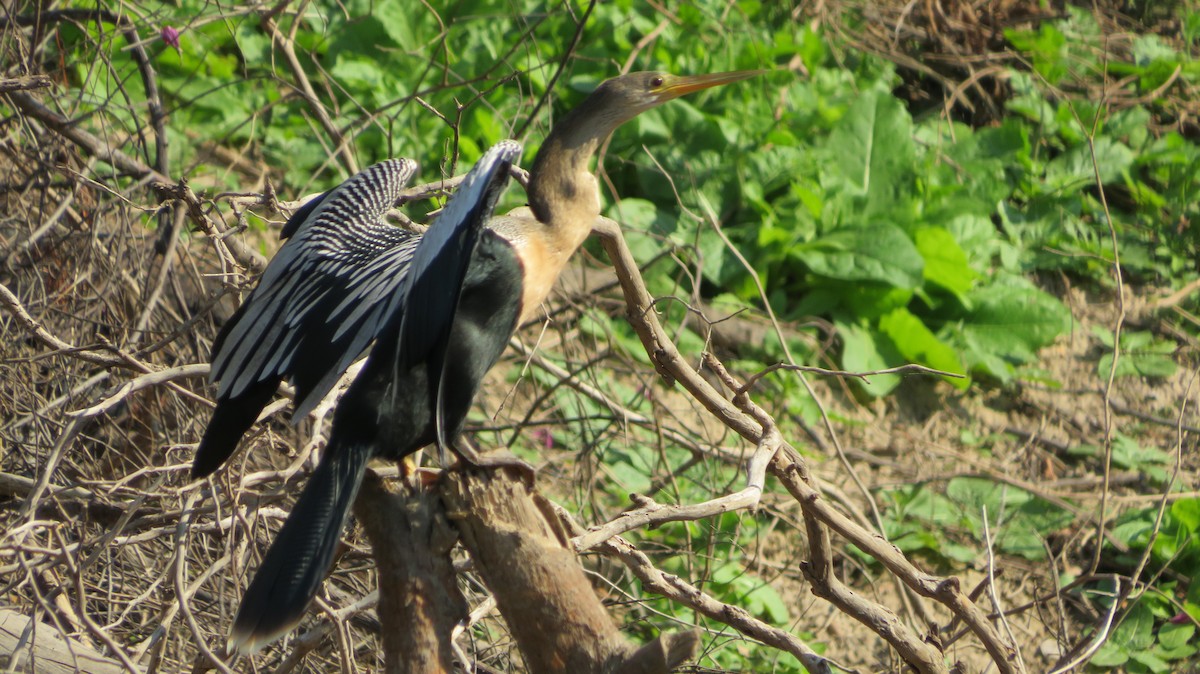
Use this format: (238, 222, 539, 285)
(650, 76, 664, 88)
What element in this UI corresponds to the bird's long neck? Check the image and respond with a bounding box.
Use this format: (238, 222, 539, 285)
(498, 88, 631, 323)
(526, 94, 627, 251)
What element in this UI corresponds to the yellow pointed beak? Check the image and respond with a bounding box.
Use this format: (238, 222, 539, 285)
(659, 69, 766, 99)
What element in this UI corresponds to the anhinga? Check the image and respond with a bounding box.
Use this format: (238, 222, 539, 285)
(195, 69, 761, 653)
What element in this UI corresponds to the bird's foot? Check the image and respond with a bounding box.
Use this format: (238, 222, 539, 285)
(453, 446, 536, 487)
(412, 466, 443, 488)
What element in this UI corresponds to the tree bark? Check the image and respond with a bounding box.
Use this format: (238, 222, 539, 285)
(354, 471, 467, 674)
(442, 467, 698, 674)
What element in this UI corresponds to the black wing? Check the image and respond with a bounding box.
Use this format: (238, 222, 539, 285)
(395, 140, 522, 449)
(196, 158, 420, 477)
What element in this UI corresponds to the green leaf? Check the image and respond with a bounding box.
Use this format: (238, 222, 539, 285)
(1115, 600, 1159, 652)
(824, 90, 915, 215)
(838, 321, 900, 397)
(878, 308, 967, 387)
(1156, 623, 1196, 654)
(798, 223, 924, 288)
(606, 453, 653, 495)
(1045, 137, 1136, 189)
(743, 580, 790, 624)
(957, 278, 1070, 372)
(1171, 497, 1200, 532)
(1090, 640, 1130, 667)
(1129, 650, 1172, 673)
(914, 226, 976, 298)
(1005, 23, 1070, 84)
(1095, 329, 1178, 379)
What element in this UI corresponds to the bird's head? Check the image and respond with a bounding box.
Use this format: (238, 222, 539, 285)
(528, 68, 763, 223)
(587, 69, 765, 127)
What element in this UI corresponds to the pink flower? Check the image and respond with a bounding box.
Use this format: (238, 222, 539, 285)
(532, 428, 554, 450)
(161, 26, 181, 54)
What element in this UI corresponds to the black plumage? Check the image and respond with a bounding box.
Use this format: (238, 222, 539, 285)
(196, 159, 420, 477)
(198, 142, 523, 652)
(197, 70, 762, 653)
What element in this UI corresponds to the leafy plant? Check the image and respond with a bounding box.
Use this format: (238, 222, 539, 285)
(1069, 434, 1174, 484)
(1089, 590, 1199, 673)
(1094, 328, 1179, 380)
(880, 478, 1075, 564)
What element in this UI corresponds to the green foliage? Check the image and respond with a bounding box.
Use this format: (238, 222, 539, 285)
(1111, 497, 1200, 576)
(37, 1, 1200, 666)
(879, 478, 1075, 564)
(1089, 590, 1199, 673)
(1069, 434, 1174, 484)
(1094, 328, 1179, 380)
(1087, 499, 1200, 672)
(45, 0, 1200, 398)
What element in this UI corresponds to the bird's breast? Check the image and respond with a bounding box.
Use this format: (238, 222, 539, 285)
(487, 208, 593, 324)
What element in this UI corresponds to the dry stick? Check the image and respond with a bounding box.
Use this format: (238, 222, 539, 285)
(1052, 56, 1124, 577)
(593, 217, 946, 671)
(5, 92, 170, 183)
(261, 13, 358, 177)
(1051, 370, 1200, 671)
(0, 74, 52, 92)
(67, 364, 210, 419)
(153, 180, 264, 274)
(6, 155, 98, 266)
(135, 206, 186, 339)
(981, 507, 1028, 674)
(509, 341, 880, 535)
(696, 195, 942, 629)
(0, 281, 126, 367)
(56, 532, 144, 674)
(571, 424, 779, 552)
(548, 500, 833, 674)
(172, 493, 235, 674)
(592, 216, 1021, 673)
(1047, 577, 1123, 674)
(1, 9, 162, 180)
(7, 90, 267, 272)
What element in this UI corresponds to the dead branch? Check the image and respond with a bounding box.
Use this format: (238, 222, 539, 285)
(592, 215, 1022, 673)
(442, 467, 698, 674)
(354, 471, 466, 673)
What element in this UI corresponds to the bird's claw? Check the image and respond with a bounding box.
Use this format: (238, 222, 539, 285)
(454, 447, 536, 487)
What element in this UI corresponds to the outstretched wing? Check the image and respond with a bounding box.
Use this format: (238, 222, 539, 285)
(197, 158, 420, 477)
(395, 140, 522, 449)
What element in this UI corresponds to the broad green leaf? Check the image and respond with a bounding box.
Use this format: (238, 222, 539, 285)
(743, 579, 790, 624)
(1115, 600, 1159, 652)
(914, 226, 976, 298)
(1129, 650, 1172, 673)
(1171, 497, 1200, 532)
(1090, 641, 1130, 667)
(838, 321, 900, 397)
(1157, 623, 1195, 653)
(824, 90, 915, 214)
(958, 279, 1070, 367)
(798, 223, 924, 288)
(1095, 329, 1178, 379)
(878, 308, 967, 387)
(1005, 23, 1070, 84)
(1046, 137, 1136, 189)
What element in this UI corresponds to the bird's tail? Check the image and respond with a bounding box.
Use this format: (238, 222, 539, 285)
(192, 379, 277, 479)
(227, 439, 371, 654)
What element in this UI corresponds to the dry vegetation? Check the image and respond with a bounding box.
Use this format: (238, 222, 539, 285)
(2, 1, 1198, 673)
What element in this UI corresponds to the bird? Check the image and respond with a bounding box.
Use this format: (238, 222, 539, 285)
(194, 69, 762, 653)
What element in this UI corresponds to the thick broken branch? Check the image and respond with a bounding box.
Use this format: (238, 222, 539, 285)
(442, 468, 698, 674)
(354, 472, 466, 674)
